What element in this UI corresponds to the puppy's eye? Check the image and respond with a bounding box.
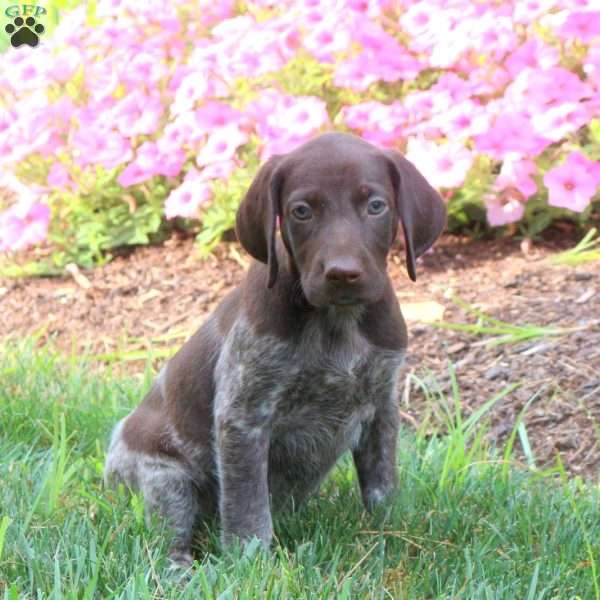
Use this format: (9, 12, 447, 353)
(367, 197, 387, 215)
(291, 204, 313, 221)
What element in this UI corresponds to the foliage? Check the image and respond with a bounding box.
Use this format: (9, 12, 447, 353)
(1, 341, 600, 597)
(1, 0, 600, 269)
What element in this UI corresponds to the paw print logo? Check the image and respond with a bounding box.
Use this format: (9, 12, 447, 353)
(5, 16, 45, 48)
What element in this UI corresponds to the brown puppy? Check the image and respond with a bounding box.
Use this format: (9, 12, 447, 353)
(104, 132, 446, 566)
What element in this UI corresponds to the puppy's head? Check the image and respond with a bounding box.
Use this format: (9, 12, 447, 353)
(236, 132, 446, 308)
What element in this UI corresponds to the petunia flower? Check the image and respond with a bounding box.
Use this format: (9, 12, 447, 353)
(196, 125, 248, 167)
(164, 180, 213, 219)
(543, 152, 600, 212)
(405, 138, 474, 190)
(0, 199, 51, 252)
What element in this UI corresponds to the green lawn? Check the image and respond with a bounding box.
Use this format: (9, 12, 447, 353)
(0, 341, 598, 599)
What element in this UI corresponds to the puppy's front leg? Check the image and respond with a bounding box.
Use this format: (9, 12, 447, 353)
(215, 418, 273, 548)
(352, 400, 399, 512)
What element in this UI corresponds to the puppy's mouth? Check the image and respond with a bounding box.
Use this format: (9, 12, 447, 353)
(301, 277, 383, 309)
(306, 289, 372, 308)
(330, 296, 364, 307)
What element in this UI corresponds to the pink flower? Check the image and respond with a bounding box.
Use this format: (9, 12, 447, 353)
(164, 180, 213, 219)
(262, 135, 315, 160)
(340, 101, 408, 147)
(485, 194, 525, 226)
(196, 125, 248, 166)
(543, 152, 600, 212)
(504, 39, 559, 78)
(334, 55, 380, 91)
(171, 74, 211, 116)
(334, 21, 424, 90)
(198, 0, 235, 27)
(123, 52, 168, 88)
(428, 100, 490, 140)
(474, 113, 551, 160)
(118, 141, 186, 187)
(160, 111, 204, 150)
(303, 21, 352, 62)
(495, 157, 538, 199)
(86, 64, 120, 102)
(400, 3, 451, 44)
(211, 14, 254, 40)
(531, 102, 590, 141)
(513, 0, 555, 25)
(255, 95, 329, 160)
(557, 11, 600, 43)
(112, 91, 164, 137)
(73, 127, 133, 170)
(199, 160, 236, 181)
(48, 47, 81, 83)
(405, 138, 474, 190)
(47, 162, 75, 190)
(208, 15, 298, 81)
(117, 162, 150, 188)
(11, 52, 48, 91)
(403, 89, 453, 125)
(278, 97, 329, 138)
(568, 151, 600, 186)
(430, 73, 473, 102)
(0, 199, 51, 252)
(194, 102, 245, 134)
(583, 44, 600, 89)
(505, 67, 590, 113)
(183, 162, 236, 183)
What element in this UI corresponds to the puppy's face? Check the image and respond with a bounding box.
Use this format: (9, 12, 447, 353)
(279, 148, 396, 307)
(236, 132, 447, 306)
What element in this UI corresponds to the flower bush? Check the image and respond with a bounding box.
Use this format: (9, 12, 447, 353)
(1, 0, 599, 267)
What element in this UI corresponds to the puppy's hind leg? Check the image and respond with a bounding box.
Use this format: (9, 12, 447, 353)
(104, 419, 203, 568)
(138, 457, 201, 568)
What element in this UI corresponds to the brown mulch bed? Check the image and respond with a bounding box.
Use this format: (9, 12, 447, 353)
(1, 231, 599, 476)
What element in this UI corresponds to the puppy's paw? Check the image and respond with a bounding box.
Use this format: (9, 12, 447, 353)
(167, 549, 194, 570)
(363, 485, 395, 513)
(221, 529, 273, 553)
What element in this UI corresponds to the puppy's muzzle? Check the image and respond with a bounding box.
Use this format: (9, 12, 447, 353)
(323, 257, 366, 306)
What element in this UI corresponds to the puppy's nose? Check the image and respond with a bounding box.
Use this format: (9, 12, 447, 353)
(325, 261, 362, 284)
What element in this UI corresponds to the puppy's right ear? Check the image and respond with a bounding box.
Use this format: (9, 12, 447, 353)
(235, 155, 284, 289)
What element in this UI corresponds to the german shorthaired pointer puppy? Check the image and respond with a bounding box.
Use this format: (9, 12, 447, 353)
(104, 132, 446, 566)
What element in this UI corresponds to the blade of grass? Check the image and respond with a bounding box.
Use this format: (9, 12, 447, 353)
(502, 388, 544, 480)
(551, 228, 600, 266)
(525, 562, 540, 600)
(517, 421, 536, 470)
(0, 516, 11, 562)
(463, 382, 520, 436)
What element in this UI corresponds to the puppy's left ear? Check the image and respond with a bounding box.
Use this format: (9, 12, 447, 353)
(384, 149, 447, 282)
(235, 155, 284, 288)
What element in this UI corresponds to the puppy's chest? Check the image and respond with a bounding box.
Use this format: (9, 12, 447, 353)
(217, 317, 404, 436)
(268, 345, 403, 465)
(275, 349, 383, 411)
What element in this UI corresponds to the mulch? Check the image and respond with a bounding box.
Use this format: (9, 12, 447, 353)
(1, 230, 599, 477)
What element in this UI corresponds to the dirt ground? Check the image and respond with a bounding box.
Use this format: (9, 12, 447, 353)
(1, 230, 599, 477)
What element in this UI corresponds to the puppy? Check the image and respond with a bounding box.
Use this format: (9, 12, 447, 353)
(104, 132, 446, 565)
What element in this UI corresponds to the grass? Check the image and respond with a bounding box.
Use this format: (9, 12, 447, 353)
(431, 296, 584, 347)
(1, 342, 599, 598)
(551, 227, 600, 266)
